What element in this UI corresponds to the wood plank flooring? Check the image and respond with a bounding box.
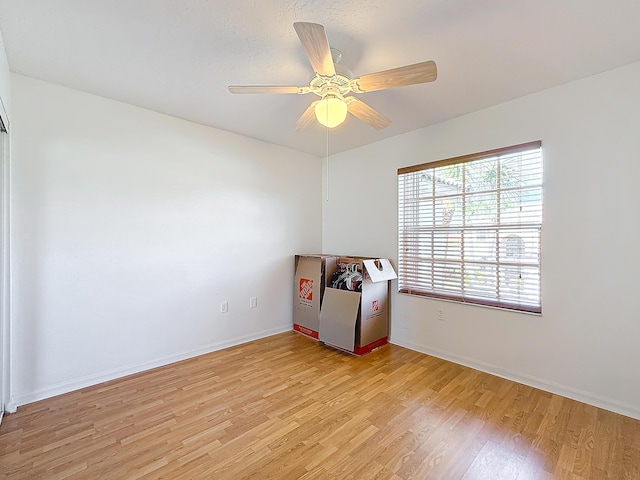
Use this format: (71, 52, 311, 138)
(1, 331, 638, 479)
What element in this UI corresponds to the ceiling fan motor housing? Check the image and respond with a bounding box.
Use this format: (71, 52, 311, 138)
(310, 74, 352, 98)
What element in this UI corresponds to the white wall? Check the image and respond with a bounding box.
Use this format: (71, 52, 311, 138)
(10, 74, 322, 407)
(323, 61, 640, 419)
(0, 28, 9, 124)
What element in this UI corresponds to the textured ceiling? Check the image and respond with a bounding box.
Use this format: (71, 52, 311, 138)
(1, 0, 640, 157)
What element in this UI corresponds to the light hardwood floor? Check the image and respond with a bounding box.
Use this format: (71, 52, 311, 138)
(1, 331, 638, 479)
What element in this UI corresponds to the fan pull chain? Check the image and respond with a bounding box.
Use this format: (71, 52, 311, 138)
(325, 121, 330, 202)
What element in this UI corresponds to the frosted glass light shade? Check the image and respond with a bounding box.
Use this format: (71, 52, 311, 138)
(315, 96, 348, 128)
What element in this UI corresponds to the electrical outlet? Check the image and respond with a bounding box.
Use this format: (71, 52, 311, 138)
(221, 301, 228, 313)
(437, 308, 445, 321)
(250, 296, 258, 309)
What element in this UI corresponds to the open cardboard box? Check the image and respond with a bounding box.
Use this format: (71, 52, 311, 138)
(293, 254, 339, 339)
(319, 257, 397, 355)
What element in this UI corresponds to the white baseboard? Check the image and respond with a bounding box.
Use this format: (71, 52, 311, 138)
(390, 337, 640, 421)
(11, 324, 292, 409)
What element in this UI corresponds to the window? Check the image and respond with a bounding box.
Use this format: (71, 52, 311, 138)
(397, 141, 543, 313)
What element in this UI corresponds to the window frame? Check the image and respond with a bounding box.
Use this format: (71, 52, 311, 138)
(397, 141, 543, 314)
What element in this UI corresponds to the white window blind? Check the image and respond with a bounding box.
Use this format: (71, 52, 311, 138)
(397, 141, 543, 313)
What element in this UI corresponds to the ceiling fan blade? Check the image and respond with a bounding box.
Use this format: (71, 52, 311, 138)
(228, 85, 307, 94)
(293, 22, 336, 77)
(345, 97, 391, 130)
(294, 101, 320, 130)
(352, 60, 437, 93)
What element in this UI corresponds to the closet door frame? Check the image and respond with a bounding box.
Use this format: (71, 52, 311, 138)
(0, 106, 10, 419)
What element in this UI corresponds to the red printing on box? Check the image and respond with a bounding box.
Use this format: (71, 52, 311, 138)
(299, 278, 313, 301)
(293, 323, 319, 339)
(353, 336, 388, 355)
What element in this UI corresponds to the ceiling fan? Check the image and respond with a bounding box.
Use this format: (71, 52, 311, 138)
(228, 22, 437, 130)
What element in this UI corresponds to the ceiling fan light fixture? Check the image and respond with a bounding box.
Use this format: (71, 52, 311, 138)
(315, 94, 347, 128)
(229, 22, 438, 132)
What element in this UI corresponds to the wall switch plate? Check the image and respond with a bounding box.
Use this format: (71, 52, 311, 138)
(221, 301, 228, 313)
(437, 308, 445, 321)
(250, 296, 258, 309)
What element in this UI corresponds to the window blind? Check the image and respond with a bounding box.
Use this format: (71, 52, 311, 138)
(397, 141, 543, 313)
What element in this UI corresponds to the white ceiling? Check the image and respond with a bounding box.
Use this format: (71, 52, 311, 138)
(1, 0, 640, 157)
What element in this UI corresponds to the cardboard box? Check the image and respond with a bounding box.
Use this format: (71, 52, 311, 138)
(293, 254, 338, 339)
(319, 257, 397, 355)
